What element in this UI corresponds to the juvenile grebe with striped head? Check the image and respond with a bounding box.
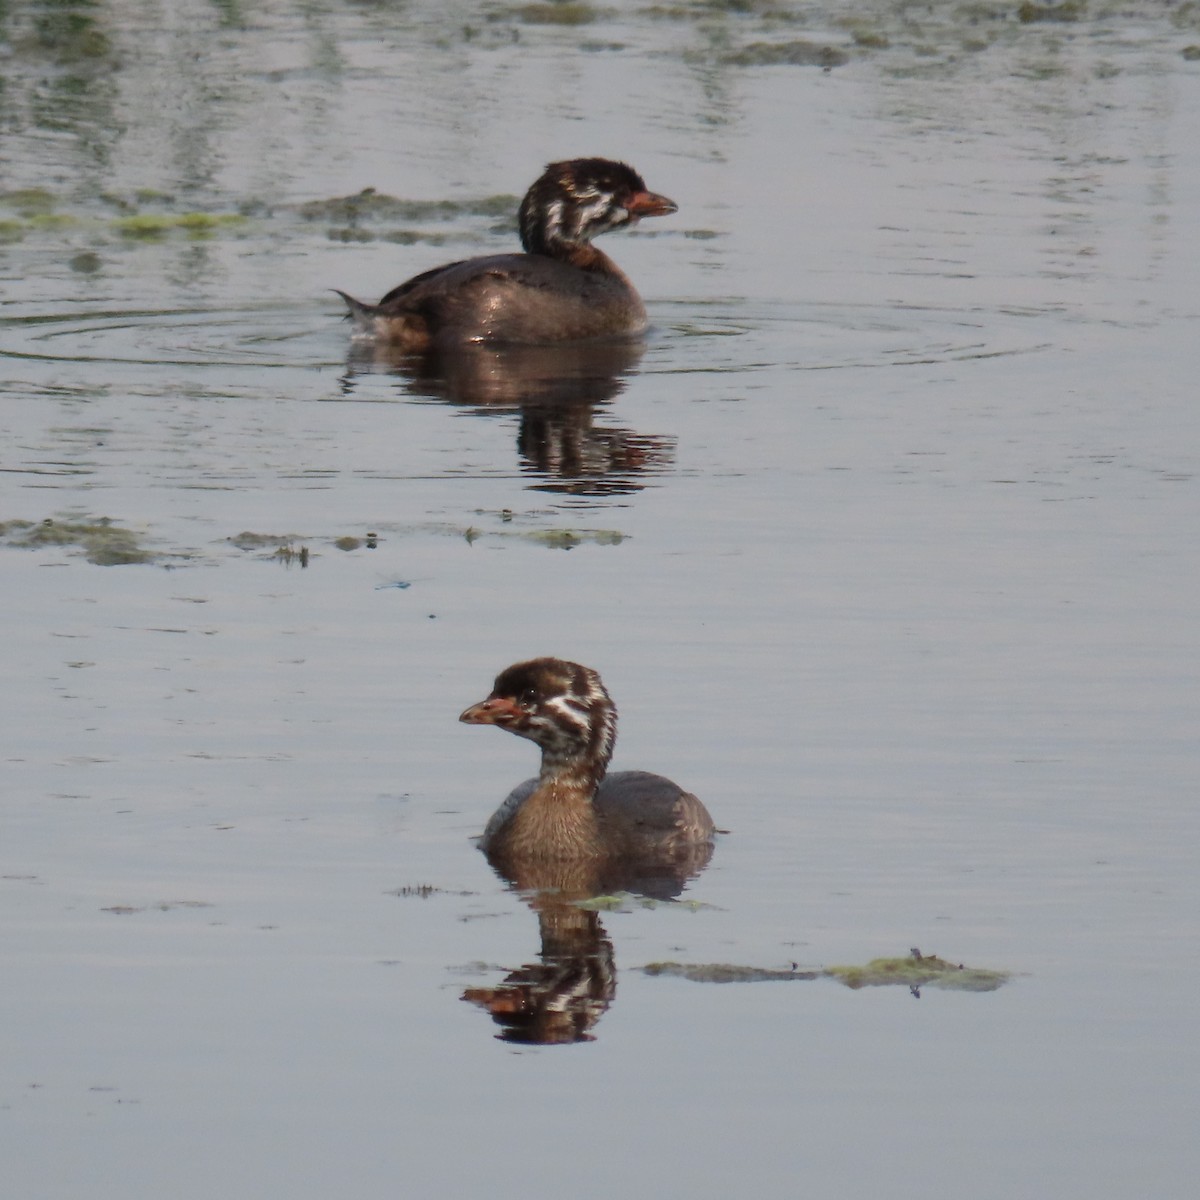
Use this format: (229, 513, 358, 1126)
(459, 657, 715, 867)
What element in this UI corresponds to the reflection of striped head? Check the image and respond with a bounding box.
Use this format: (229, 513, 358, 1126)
(518, 159, 676, 256)
(479, 657, 617, 774)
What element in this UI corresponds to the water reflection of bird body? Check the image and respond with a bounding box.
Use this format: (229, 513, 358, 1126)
(342, 339, 677, 497)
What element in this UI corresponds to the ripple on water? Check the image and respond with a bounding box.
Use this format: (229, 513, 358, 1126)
(0, 303, 342, 371)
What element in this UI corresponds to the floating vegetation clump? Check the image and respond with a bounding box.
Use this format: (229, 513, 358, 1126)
(113, 212, 246, 238)
(226, 531, 302, 551)
(824, 951, 1009, 992)
(0, 188, 58, 217)
(847, 27, 890, 50)
(272, 542, 309, 568)
(523, 528, 625, 549)
(0, 518, 155, 565)
(641, 949, 1011, 994)
(28, 8, 113, 61)
(643, 962, 819, 982)
(296, 189, 516, 225)
(1018, 2, 1083, 23)
(576, 893, 720, 912)
(0, 189, 65, 239)
(228, 530, 384, 563)
(227, 533, 310, 566)
(297, 187, 517, 243)
(512, 3, 602, 24)
(0, 191, 252, 241)
(459, 522, 626, 549)
(723, 40, 850, 67)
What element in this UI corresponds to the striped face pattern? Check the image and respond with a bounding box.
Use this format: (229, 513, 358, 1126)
(487, 657, 618, 774)
(518, 159, 653, 255)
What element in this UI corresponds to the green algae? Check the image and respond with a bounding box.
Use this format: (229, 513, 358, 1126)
(229, 530, 377, 559)
(0, 518, 155, 565)
(849, 28, 891, 50)
(576, 893, 720, 912)
(0, 188, 58, 216)
(27, 213, 79, 231)
(642, 962, 820, 982)
(113, 212, 246, 238)
(0, 201, 86, 239)
(640, 950, 1010, 992)
(3, 518, 621, 569)
(0, 191, 252, 244)
(824, 953, 1009, 992)
(226, 531, 304, 551)
(523, 528, 626, 549)
(28, 8, 113, 62)
(495, 526, 625, 549)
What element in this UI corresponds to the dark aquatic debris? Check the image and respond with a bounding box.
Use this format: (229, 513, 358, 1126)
(296, 188, 515, 244)
(226, 531, 311, 566)
(295, 189, 514, 225)
(1017, 2, 1082, 23)
(722, 40, 850, 68)
(386, 884, 477, 899)
(641, 949, 1011, 993)
(227, 530, 305, 551)
(101, 900, 215, 915)
(114, 213, 245, 238)
(512, 3, 599, 25)
(575, 893, 720, 913)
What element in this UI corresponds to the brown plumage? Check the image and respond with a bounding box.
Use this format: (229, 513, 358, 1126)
(336, 159, 677, 351)
(459, 658, 715, 886)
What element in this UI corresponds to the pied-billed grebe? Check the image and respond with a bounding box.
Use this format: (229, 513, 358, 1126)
(459, 657, 715, 864)
(336, 159, 677, 351)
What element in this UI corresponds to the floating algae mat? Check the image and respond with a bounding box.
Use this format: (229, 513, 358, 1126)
(641, 950, 1010, 994)
(642, 963, 821, 983)
(823, 951, 1010, 993)
(575, 893, 719, 913)
(0, 517, 156, 565)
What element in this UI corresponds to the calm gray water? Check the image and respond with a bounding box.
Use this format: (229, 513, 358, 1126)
(3, 2, 1198, 1196)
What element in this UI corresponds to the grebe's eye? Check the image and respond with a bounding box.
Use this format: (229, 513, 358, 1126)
(519, 688, 539, 706)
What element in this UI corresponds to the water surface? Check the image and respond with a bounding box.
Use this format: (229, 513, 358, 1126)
(3, 3, 1198, 1197)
